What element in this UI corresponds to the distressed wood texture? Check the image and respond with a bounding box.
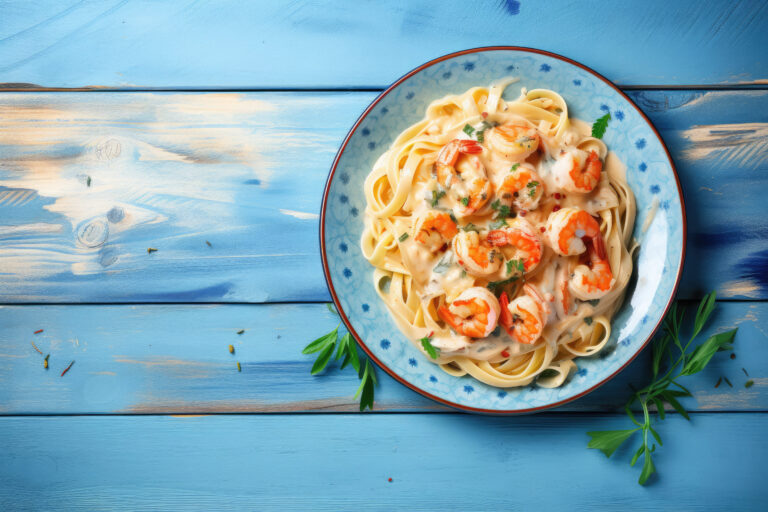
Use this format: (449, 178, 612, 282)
(1, 414, 766, 510)
(1, 0, 768, 89)
(0, 90, 766, 302)
(0, 302, 763, 415)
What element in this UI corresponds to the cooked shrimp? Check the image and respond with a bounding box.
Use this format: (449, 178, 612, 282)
(486, 217, 543, 274)
(552, 148, 602, 193)
(554, 264, 573, 318)
(545, 207, 601, 256)
(452, 230, 501, 277)
(438, 287, 500, 338)
(496, 165, 544, 211)
(570, 233, 614, 300)
(413, 211, 458, 252)
(435, 139, 491, 217)
(486, 123, 540, 161)
(499, 284, 546, 345)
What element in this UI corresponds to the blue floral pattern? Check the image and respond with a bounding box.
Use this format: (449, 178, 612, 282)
(323, 49, 684, 412)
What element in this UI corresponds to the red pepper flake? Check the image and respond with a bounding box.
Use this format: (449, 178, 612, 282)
(61, 360, 75, 377)
(715, 377, 722, 388)
(553, 192, 562, 200)
(518, 210, 527, 217)
(388, 478, 393, 482)
(539, 227, 546, 233)
(481, 112, 488, 118)
(34, 329, 44, 334)
(501, 350, 510, 358)
(730, 353, 736, 359)
(552, 205, 561, 212)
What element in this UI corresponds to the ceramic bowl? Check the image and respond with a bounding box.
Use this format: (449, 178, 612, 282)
(320, 47, 685, 413)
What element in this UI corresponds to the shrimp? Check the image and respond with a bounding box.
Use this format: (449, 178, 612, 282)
(552, 147, 602, 193)
(499, 284, 547, 345)
(413, 211, 458, 252)
(486, 123, 541, 161)
(435, 139, 491, 217)
(570, 233, 614, 300)
(486, 217, 543, 274)
(452, 230, 501, 277)
(496, 165, 544, 211)
(554, 264, 574, 318)
(545, 207, 601, 256)
(438, 287, 500, 338)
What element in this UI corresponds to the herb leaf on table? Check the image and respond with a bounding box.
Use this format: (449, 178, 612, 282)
(586, 291, 737, 485)
(303, 305, 377, 411)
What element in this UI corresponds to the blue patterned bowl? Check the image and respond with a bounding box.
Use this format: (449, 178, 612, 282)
(320, 47, 685, 413)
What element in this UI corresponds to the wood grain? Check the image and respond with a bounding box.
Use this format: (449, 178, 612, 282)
(1, 1, 767, 89)
(1, 413, 766, 510)
(0, 302, 762, 415)
(0, 90, 766, 302)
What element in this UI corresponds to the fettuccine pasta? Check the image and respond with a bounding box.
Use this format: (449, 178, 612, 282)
(361, 81, 636, 388)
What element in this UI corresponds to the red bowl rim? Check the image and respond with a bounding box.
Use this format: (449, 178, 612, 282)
(319, 46, 686, 414)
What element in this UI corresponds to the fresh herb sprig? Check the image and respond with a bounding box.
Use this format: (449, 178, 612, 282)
(587, 292, 737, 485)
(303, 306, 377, 411)
(591, 112, 611, 139)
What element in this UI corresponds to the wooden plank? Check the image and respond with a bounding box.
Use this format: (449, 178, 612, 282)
(0, 90, 766, 302)
(0, 302, 763, 415)
(0, 413, 765, 510)
(1, 1, 767, 89)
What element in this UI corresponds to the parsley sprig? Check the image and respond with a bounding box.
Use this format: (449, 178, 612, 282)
(591, 112, 611, 139)
(587, 292, 737, 485)
(420, 333, 440, 359)
(303, 305, 378, 411)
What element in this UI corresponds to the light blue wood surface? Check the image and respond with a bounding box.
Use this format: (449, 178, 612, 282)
(1, 0, 767, 88)
(0, 302, 763, 414)
(1, 414, 766, 510)
(1, 1, 766, 508)
(0, 90, 766, 302)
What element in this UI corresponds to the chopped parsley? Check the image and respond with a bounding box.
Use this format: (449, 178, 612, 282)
(462, 124, 475, 136)
(584, 316, 593, 326)
(489, 219, 508, 230)
(527, 181, 540, 198)
(461, 197, 470, 207)
(432, 253, 453, 273)
(449, 212, 458, 223)
(461, 223, 479, 232)
(491, 199, 511, 218)
(506, 258, 525, 275)
(431, 189, 446, 207)
(420, 335, 440, 359)
(487, 276, 518, 292)
(592, 112, 611, 139)
(510, 163, 520, 172)
(398, 233, 409, 242)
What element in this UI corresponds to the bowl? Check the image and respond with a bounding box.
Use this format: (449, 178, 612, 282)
(320, 47, 685, 413)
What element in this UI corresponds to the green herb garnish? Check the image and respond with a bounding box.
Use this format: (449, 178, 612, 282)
(303, 314, 376, 411)
(587, 292, 737, 485)
(461, 223, 479, 232)
(745, 379, 754, 388)
(476, 130, 485, 143)
(461, 197, 470, 207)
(490, 199, 511, 218)
(487, 276, 518, 292)
(584, 316, 593, 326)
(326, 303, 337, 315)
(463, 124, 475, 136)
(489, 219, 508, 230)
(449, 212, 458, 224)
(510, 163, 520, 172)
(431, 189, 446, 207)
(527, 181, 539, 198)
(506, 258, 525, 275)
(420, 334, 440, 359)
(399, 233, 409, 242)
(592, 112, 611, 139)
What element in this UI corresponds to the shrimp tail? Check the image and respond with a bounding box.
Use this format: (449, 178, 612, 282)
(498, 292, 516, 337)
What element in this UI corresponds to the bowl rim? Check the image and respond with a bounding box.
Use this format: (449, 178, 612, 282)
(319, 46, 686, 414)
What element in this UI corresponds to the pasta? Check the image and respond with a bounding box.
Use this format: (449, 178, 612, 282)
(361, 80, 636, 388)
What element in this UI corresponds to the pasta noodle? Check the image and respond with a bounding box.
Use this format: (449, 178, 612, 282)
(361, 81, 636, 388)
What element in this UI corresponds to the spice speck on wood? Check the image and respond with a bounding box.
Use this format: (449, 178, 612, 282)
(237, 362, 241, 372)
(228, 344, 234, 354)
(237, 329, 245, 335)
(34, 329, 44, 334)
(147, 247, 158, 254)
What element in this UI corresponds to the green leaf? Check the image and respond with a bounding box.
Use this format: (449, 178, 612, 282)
(347, 338, 361, 373)
(680, 329, 737, 376)
(421, 336, 440, 359)
(398, 233, 409, 242)
(335, 332, 351, 361)
(586, 429, 639, 458)
(302, 326, 339, 354)
(489, 219, 508, 230)
(638, 449, 656, 485)
(510, 163, 520, 172)
(692, 291, 717, 340)
(648, 425, 663, 446)
(326, 303, 337, 315)
(463, 124, 474, 136)
(660, 390, 690, 420)
(629, 444, 644, 467)
(355, 360, 376, 411)
(461, 197, 469, 206)
(310, 341, 336, 375)
(652, 397, 665, 420)
(431, 189, 446, 207)
(591, 112, 611, 139)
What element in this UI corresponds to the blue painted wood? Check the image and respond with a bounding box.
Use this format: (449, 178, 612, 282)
(0, 301, 762, 414)
(1, 1, 767, 89)
(0, 90, 765, 301)
(0, 413, 765, 509)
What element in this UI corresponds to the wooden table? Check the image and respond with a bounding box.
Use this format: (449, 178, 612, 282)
(1, 1, 766, 509)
